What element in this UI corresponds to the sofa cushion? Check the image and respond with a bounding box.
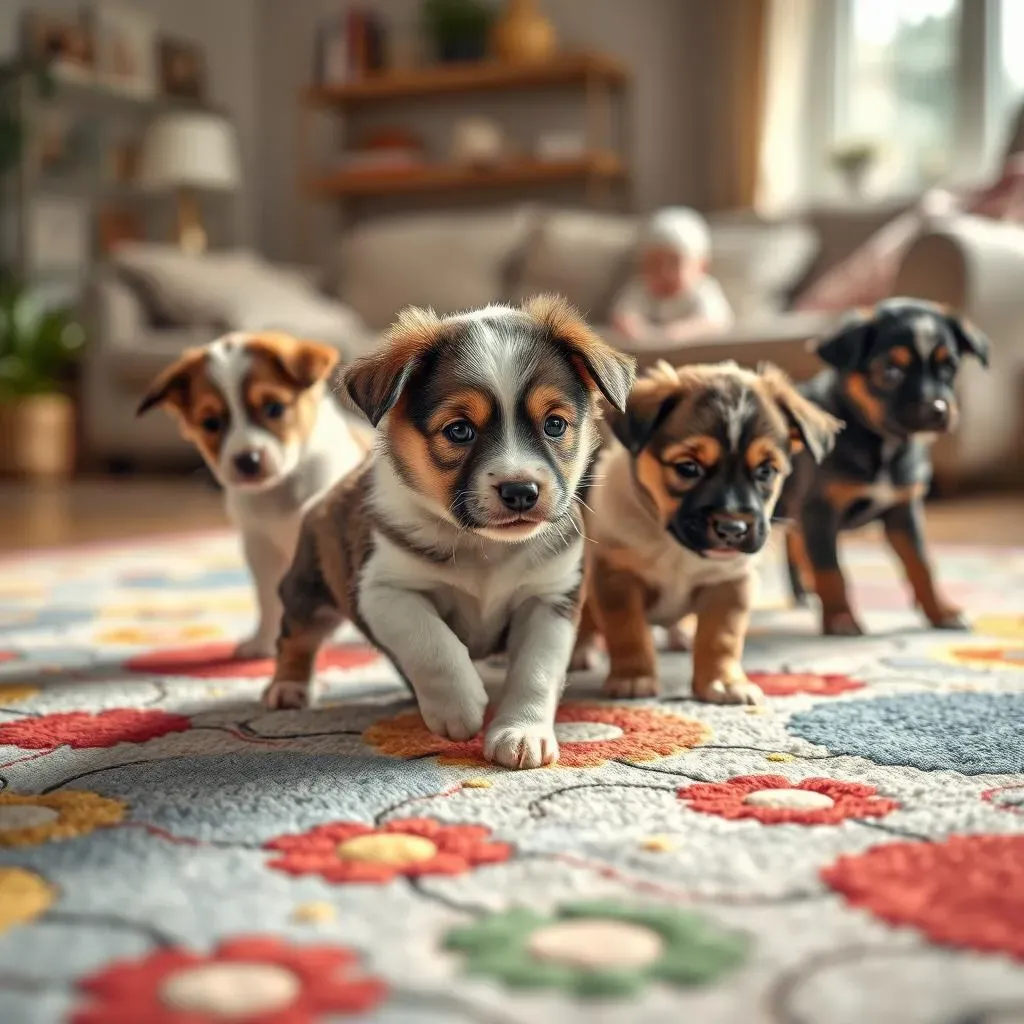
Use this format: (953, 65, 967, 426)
(334, 206, 537, 329)
(508, 209, 638, 319)
(111, 244, 373, 359)
(706, 212, 820, 319)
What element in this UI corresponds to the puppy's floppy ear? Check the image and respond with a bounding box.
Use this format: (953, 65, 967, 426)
(945, 313, 990, 368)
(339, 306, 445, 426)
(136, 348, 206, 418)
(758, 362, 844, 464)
(610, 361, 683, 455)
(247, 333, 340, 389)
(813, 308, 875, 372)
(523, 294, 636, 411)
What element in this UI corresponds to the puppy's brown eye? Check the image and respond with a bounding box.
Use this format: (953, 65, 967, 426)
(674, 460, 703, 480)
(201, 414, 224, 433)
(543, 414, 567, 438)
(443, 420, 476, 445)
(262, 399, 285, 420)
(753, 460, 777, 484)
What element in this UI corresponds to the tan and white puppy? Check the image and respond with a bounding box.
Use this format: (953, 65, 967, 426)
(137, 332, 366, 658)
(263, 297, 635, 769)
(577, 361, 842, 704)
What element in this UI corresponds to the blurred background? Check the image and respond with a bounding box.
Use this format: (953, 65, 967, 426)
(0, 0, 1022, 550)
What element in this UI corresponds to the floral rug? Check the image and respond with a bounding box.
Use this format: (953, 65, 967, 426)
(1, 530, 1023, 1024)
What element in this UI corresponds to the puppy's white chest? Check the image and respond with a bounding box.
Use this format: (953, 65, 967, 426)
(643, 541, 752, 626)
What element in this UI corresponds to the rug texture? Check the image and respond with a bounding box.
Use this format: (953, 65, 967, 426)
(1, 531, 1023, 1024)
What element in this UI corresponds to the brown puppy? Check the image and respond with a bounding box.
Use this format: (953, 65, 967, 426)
(578, 360, 842, 703)
(264, 298, 635, 769)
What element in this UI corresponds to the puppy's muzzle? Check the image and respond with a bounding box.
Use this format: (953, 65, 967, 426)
(495, 480, 540, 512)
(899, 398, 951, 433)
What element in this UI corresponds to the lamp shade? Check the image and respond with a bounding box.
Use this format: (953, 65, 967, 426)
(138, 111, 240, 192)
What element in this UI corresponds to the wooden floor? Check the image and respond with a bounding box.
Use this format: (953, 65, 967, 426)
(0, 476, 1021, 553)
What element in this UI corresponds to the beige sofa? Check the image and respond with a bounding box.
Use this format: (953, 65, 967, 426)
(80, 201, 1024, 488)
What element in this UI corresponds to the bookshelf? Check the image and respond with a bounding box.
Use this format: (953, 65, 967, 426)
(297, 51, 631, 254)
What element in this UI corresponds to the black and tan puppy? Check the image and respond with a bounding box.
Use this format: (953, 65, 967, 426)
(578, 360, 842, 703)
(262, 298, 635, 769)
(780, 298, 990, 635)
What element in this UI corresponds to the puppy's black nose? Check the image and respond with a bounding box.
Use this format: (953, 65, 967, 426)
(233, 450, 264, 478)
(711, 514, 750, 545)
(914, 398, 950, 430)
(496, 481, 540, 512)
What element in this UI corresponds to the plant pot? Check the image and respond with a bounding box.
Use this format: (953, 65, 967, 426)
(492, 0, 557, 63)
(0, 394, 76, 479)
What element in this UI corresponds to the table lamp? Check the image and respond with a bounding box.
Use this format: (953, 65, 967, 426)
(138, 111, 240, 255)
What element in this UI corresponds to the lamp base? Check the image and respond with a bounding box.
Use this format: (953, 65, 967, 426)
(176, 189, 207, 255)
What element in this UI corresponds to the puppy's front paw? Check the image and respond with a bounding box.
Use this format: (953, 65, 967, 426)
(261, 679, 313, 710)
(602, 674, 659, 699)
(822, 610, 865, 636)
(484, 722, 559, 770)
(236, 634, 277, 660)
(697, 678, 765, 705)
(929, 605, 969, 630)
(418, 692, 487, 742)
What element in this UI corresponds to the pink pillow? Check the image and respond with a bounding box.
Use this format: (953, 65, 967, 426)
(793, 190, 958, 313)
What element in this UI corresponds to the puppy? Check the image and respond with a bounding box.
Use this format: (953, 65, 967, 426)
(262, 298, 636, 769)
(137, 332, 366, 657)
(779, 298, 989, 635)
(578, 360, 842, 703)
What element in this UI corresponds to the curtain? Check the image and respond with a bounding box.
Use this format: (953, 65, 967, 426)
(755, 0, 817, 214)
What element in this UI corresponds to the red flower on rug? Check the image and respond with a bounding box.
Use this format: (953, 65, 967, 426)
(823, 835, 1024, 960)
(746, 672, 865, 697)
(0, 650, 17, 663)
(0, 709, 191, 750)
(265, 817, 512, 884)
(679, 775, 899, 825)
(125, 640, 379, 679)
(71, 935, 387, 1024)
(363, 701, 710, 769)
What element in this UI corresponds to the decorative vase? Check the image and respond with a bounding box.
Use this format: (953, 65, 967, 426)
(0, 394, 75, 479)
(491, 0, 557, 63)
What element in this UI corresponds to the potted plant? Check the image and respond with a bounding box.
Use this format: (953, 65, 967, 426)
(0, 276, 84, 478)
(829, 139, 881, 197)
(422, 0, 495, 63)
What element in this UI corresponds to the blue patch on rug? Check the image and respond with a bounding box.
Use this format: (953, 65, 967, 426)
(80, 751, 447, 842)
(788, 692, 1024, 774)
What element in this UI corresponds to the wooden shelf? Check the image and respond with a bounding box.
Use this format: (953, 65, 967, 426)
(304, 53, 628, 106)
(306, 153, 625, 198)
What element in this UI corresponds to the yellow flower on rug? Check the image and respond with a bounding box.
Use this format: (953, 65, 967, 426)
(0, 868, 55, 933)
(972, 614, 1024, 641)
(0, 684, 39, 705)
(94, 624, 223, 646)
(364, 702, 711, 769)
(0, 791, 126, 848)
(935, 644, 1024, 672)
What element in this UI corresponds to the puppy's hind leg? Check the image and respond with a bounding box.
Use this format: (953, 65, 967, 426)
(784, 527, 814, 607)
(261, 526, 341, 710)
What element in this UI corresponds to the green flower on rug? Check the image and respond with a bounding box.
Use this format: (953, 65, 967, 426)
(444, 901, 747, 998)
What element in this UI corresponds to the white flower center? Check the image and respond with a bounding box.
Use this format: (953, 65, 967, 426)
(553, 723, 624, 743)
(160, 963, 300, 1017)
(527, 919, 664, 969)
(0, 806, 60, 831)
(743, 788, 835, 810)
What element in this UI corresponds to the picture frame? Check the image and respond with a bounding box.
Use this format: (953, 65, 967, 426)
(22, 10, 95, 84)
(159, 37, 206, 101)
(26, 197, 90, 275)
(93, 3, 157, 98)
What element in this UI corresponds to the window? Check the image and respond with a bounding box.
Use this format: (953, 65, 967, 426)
(816, 0, 1024, 197)
(841, 0, 960, 189)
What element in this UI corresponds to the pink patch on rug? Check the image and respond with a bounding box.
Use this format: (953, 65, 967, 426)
(0, 651, 17, 663)
(747, 672, 865, 697)
(124, 641, 379, 679)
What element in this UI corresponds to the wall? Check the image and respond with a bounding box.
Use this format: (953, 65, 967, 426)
(255, 0, 704, 264)
(0, 0, 259, 246)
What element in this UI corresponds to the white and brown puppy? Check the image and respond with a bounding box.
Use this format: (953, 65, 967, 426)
(577, 361, 842, 704)
(137, 332, 366, 658)
(263, 297, 635, 769)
